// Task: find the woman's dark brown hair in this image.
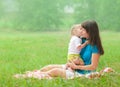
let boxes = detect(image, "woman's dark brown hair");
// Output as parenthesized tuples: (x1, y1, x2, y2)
(81, 20, 104, 55)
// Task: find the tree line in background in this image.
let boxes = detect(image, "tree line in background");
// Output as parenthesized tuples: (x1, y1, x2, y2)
(0, 0, 120, 31)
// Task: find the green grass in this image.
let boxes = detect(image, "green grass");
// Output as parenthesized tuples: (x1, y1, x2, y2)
(0, 31, 120, 87)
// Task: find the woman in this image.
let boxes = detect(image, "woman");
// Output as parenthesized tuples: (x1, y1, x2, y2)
(67, 20, 104, 75)
(14, 20, 104, 79)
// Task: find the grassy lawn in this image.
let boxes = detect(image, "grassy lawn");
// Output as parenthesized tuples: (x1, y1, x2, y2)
(0, 31, 120, 87)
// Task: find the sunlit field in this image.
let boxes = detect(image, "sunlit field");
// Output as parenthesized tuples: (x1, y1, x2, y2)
(0, 31, 120, 87)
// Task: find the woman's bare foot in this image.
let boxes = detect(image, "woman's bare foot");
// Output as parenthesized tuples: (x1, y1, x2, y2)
(13, 74, 26, 78)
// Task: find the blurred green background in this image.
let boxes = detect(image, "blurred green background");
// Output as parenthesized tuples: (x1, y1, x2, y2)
(0, 0, 120, 31)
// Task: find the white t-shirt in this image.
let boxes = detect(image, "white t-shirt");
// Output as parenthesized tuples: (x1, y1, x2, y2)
(68, 36, 82, 54)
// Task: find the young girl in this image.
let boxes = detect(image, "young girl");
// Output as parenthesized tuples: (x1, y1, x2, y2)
(66, 24, 89, 69)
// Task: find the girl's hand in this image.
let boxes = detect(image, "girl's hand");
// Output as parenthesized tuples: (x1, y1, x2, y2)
(68, 61, 77, 70)
(86, 40, 90, 44)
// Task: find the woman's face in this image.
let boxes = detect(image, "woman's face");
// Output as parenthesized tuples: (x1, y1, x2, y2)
(81, 27, 89, 39)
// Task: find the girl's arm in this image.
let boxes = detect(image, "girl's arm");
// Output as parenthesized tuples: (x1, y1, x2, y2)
(68, 53, 100, 70)
(77, 40, 89, 50)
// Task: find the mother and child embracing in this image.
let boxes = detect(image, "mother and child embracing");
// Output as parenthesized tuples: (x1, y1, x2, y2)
(14, 20, 114, 79)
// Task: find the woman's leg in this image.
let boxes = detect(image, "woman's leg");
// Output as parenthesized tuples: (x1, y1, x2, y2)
(30, 68, 66, 79)
(40, 64, 65, 72)
(28, 68, 66, 79)
(46, 68, 66, 78)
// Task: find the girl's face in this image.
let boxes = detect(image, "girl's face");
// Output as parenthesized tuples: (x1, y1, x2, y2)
(75, 25, 83, 36)
(81, 28, 89, 39)
(75, 28, 82, 36)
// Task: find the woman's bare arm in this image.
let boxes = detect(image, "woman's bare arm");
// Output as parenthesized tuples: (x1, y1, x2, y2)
(68, 53, 100, 70)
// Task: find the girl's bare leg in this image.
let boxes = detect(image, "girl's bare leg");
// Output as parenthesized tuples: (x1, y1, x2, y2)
(40, 64, 64, 72)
